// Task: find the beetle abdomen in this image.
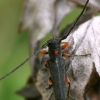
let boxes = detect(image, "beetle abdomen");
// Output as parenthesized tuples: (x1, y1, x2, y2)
(49, 58, 66, 100)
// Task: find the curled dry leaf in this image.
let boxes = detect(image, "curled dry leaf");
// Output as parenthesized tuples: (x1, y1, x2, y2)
(19, 0, 76, 34)
(18, 0, 76, 82)
(36, 16, 100, 100)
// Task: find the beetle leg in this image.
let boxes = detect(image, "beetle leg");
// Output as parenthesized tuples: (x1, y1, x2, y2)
(65, 77, 71, 97)
(67, 82, 71, 97)
(65, 77, 70, 96)
(45, 60, 49, 68)
(62, 53, 70, 58)
(65, 76, 70, 84)
(46, 77, 53, 90)
(39, 49, 48, 54)
(61, 42, 68, 50)
(65, 77, 75, 100)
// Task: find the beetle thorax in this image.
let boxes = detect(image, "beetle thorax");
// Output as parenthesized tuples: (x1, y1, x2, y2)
(47, 39, 62, 60)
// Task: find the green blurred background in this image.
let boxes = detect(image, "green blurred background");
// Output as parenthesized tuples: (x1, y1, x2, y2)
(0, 0, 82, 100)
(0, 0, 30, 100)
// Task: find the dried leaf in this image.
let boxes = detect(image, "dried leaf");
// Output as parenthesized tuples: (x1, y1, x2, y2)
(36, 16, 100, 100)
(70, 0, 100, 10)
(84, 63, 100, 99)
(19, 0, 76, 34)
(18, 0, 76, 82)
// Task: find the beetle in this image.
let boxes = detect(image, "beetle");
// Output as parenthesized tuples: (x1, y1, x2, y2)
(38, 0, 89, 100)
(39, 38, 71, 100)
(0, 0, 89, 100)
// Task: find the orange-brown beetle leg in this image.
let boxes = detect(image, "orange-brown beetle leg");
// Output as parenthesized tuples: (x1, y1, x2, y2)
(39, 49, 48, 54)
(65, 77, 74, 100)
(45, 60, 49, 68)
(65, 76, 70, 84)
(62, 53, 70, 58)
(61, 42, 68, 50)
(46, 77, 53, 90)
(65, 77, 71, 96)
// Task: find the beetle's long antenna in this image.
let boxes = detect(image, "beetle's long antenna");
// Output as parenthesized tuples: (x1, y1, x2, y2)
(0, 54, 34, 81)
(60, 0, 89, 41)
(0, 40, 49, 81)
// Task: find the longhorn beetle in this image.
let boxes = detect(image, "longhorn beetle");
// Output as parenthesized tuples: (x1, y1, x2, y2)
(0, 0, 89, 100)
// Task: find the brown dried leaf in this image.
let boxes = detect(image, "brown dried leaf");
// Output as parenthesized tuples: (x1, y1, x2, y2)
(18, 0, 76, 82)
(36, 16, 100, 100)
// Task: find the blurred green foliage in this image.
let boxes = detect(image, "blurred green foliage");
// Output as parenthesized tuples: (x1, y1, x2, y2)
(0, 0, 30, 100)
(0, 0, 82, 100)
